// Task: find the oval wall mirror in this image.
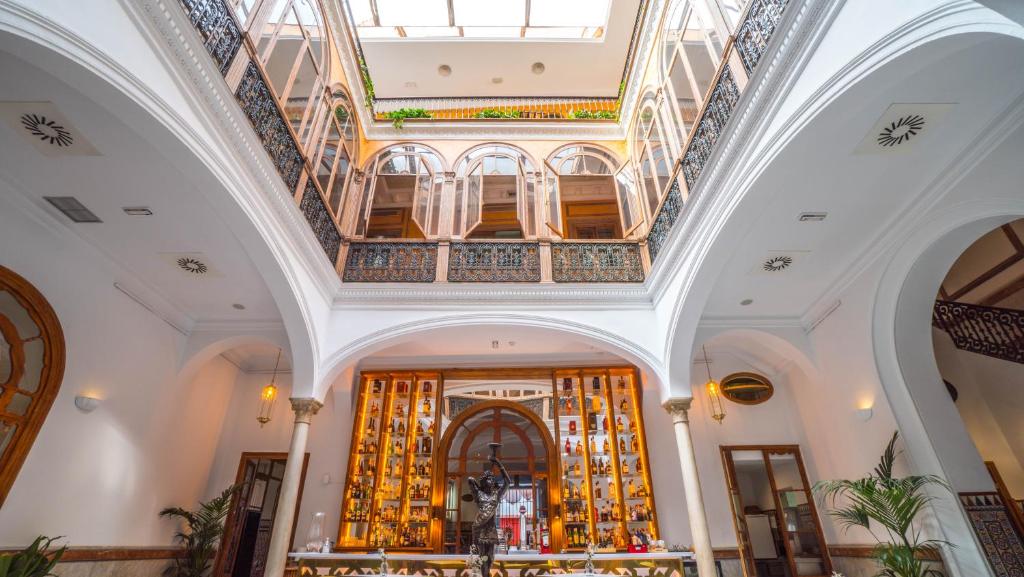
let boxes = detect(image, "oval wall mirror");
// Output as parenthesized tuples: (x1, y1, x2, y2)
(720, 372, 774, 405)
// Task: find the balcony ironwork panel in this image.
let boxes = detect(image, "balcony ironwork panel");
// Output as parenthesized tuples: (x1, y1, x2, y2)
(179, 0, 242, 75)
(344, 242, 439, 283)
(448, 242, 541, 283)
(551, 243, 645, 283)
(299, 181, 342, 264)
(681, 66, 740, 190)
(646, 179, 685, 264)
(933, 300, 1024, 365)
(735, 0, 789, 75)
(236, 62, 305, 191)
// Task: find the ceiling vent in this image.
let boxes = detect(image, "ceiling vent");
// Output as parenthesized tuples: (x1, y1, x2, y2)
(161, 253, 220, 277)
(856, 103, 953, 154)
(0, 101, 99, 156)
(751, 251, 809, 275)
(44, 196, 102, 223)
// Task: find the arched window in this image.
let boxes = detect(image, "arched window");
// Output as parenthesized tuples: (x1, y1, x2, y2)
(311, 88, 357, 216)
(633, 96, 674, 220)
(661, 0, 728, 143)
(453, 145, 538, 240)
(0, 266, 64, 506)
(544, 145, 643, 239)
(353, 145, 445, 239)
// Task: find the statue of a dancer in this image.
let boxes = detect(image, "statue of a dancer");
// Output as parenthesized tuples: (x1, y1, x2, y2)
(468, 443, 511, 577)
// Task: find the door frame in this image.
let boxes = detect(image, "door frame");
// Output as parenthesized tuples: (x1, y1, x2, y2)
(720, 445, 833, 577)
(214, 451, 311, 577)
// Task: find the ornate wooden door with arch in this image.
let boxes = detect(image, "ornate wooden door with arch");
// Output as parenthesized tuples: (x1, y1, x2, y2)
(0, 265, 64, 507)
(434, 400, 558, 554)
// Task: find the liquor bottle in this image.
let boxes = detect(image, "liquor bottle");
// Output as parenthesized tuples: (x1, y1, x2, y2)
(371, 402, 380, 416)
(595, 483, 602, 499)
(627, 479, 636, 498)
(575, 440, 583, 456)
(592, 376, 601, 391)
(387, 419, 394, 433)
(619, 438, 626, 453)
(395, 439, 404, 455)
(397, 404, 405, 417)
(617, 376, 626, 389)
(565, 396, 574, 412)
(424, 436, 433, 454)
(372, 379, 382, 393)
(602, 415, 609, 432)
(563, 377, 573, 392)
(622, 459, 629, 475)
(631, 434, 639, 453)
(427, 420, 435, 435)
(397, 420, 405, 435)
(565, 438, 572, 455)
(569, 420, 577, 435)
(591, 395, 601, 413)
(620, 398, 628, 412)
(603, 438, 610, 453)
(616, 416, 624, 433)
(422, 380, 432, 393)
(590, 458, 597, 475)
(629, 419, 637, 433)
(590, 437, 597, 454)
(356, 459, 364, 476)
(573, 461, 581, 476)
(366, 417, 376, 436)
(397, 381, 407, 394)
(423, 398, 431, 414)
(635, 458, 643, 473)
(416, 420, 424, 435)
(385, 460, 393, 477)
(598, 458, 605, 476)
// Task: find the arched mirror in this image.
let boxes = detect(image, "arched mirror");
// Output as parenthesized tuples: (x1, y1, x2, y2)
(454, 145, 538, 239)
(720, 372, 774, 405)
(544, 145, 642, 239)
(354, 145, 445, 239)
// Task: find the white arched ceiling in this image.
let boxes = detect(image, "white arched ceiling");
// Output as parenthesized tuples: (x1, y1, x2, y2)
(0, 3, 331, 396)
(662, 14, 1024, 397)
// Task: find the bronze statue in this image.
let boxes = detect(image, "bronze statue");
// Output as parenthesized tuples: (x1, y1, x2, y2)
(467, 442, 511, 577)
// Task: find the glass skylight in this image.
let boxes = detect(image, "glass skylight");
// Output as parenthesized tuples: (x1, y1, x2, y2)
(345, 0, 611, 40)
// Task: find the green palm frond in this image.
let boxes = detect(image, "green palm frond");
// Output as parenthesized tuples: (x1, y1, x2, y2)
(813, 432, 951, 577)
(0, 536, 66, 577)
(161, 484, 242, 577)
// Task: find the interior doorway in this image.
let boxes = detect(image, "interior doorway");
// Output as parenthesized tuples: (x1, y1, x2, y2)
(438, 400, 556, 554)
(721, 446, 831, 577)
(216, 452, 310, 577)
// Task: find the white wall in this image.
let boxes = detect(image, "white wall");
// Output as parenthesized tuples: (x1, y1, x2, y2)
(203, 372, 355, 550)
(0, 192, 236, 546)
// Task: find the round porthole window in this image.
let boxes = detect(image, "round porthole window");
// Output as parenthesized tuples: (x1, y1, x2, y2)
(720, 372, 773, 405)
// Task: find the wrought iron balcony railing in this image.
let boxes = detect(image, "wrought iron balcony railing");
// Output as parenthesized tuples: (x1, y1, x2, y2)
(933, 300, 1024, 365)
(645, 0, 789, 266)
(373, 97, 620, 122)
(342, 240, 647, 284)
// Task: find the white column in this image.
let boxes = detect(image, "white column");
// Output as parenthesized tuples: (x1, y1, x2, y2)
(663, 398, 716, 577)
(265, 398, 323, 577)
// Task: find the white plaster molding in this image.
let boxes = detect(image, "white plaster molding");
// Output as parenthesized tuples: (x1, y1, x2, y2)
(333, 283, 654, 309)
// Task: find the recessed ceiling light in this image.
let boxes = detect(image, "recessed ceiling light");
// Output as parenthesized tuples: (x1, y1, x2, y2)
(531, 62, 545, 75)
(491, 77, 503, 84)
(122, 206, 153, 216)
(438, 64, 452, 77)
(232, 303, 246, 310)
(740, 299, 754, 306)
(798, 212, 827, 222)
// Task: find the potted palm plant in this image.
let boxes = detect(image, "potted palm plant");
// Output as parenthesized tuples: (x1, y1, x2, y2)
(0, 536, 65, 577)
(815, 432, 950, 577)
(160, 485, 241, 577)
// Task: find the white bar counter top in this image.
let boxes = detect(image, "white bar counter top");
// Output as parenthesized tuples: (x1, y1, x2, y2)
(290, 552, 694, 561)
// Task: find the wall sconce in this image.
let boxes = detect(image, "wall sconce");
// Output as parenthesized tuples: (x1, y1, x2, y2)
(257, 349, 282, 427)
(701, 345, 726, 424)
(74, 395, 100, 413)
(856, 406, 874, 422)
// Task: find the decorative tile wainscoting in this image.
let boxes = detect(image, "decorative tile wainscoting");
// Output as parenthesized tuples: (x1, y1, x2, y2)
(53, 559, 171, 577)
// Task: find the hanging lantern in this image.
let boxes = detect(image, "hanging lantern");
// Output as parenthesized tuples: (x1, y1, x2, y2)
(257, 349, 282, 427)
(702, 346, 726, 424)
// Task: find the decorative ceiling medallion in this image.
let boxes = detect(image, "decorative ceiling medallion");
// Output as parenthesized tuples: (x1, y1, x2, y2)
(160, 253, 220, 278)
(856, 103, 954, 154)
(177, 257, 208, 275)
(876, 114, 924, 147)
(20, 114, 73, 147)
(751, 251, 809, 275)
(763, 255, 792, 272)
(0, 101, 100, 156)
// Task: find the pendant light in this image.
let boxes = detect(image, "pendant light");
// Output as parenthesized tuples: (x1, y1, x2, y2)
(702, 345, 725, 424)
(257, 349, 282, 427)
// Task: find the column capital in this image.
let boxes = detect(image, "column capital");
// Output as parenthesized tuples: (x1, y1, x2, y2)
(662, 397, 693, 423)
(290, 398, 323, 424)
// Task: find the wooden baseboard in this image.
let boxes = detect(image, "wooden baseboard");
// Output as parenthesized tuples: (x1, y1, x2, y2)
(0, 547, 185, 563)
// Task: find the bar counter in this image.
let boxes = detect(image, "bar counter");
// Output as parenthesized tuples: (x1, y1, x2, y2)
(290, 551, 709, 577)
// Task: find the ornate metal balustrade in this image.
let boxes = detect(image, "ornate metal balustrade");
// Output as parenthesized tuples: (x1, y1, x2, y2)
(933, 300, 1024, 365)
(551, 243, 645, 283)
(343, 242, 439, 283)
(179, 0, 242, 74)
(448, 242, 541, 283)
(646, 180, 685, 264)
(373, 97, 619, 121)
(735, 0, 790, 74)
(236, 63, 305, 192)
(681, 66, 740, 189)
(299, 181, 342, 264)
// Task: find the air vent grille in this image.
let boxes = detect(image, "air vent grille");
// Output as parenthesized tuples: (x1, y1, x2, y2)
(44, 196, 102, 223)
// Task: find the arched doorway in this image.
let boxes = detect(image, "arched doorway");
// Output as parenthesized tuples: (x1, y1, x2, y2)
(435, 400, 558, 554)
